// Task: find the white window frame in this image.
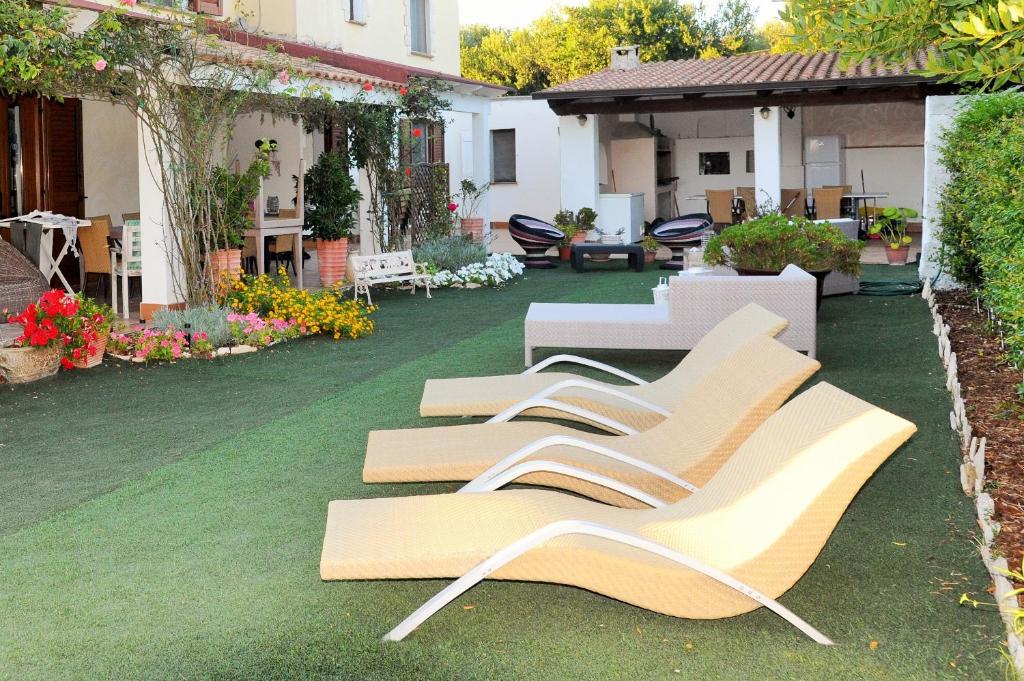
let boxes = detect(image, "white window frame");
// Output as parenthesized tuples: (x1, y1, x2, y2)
(347, 0, 367, 25)
(409, 0, 431, 56)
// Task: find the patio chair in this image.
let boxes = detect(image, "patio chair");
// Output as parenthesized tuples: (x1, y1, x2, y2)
(811, 187, 843, 220)
(736, 186, 757, 220)
(649, 213, 711, 270)
(364, 333, 820, 509)
(419, 303, 788, 431)
(110, 221, 142, 320)
(0, 236, 48, 314)
(321, 382, 917, 643)
(80, 215, 112, 297)
(704, 189, 736, 228)
(508, 214, 564, 269)
(781, 189, 807, 218)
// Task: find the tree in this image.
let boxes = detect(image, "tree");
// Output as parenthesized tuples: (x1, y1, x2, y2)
(758, 20, 800, 55)
(460, 0, 764, 93)
(782, 0, 1024, 89)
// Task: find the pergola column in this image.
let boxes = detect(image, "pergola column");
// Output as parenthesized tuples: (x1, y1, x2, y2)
(137, 118, 184, 319)
(558, 114, 600, 215)
(753, 106, 782, 209)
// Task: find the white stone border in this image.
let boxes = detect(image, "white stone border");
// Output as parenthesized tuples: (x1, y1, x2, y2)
(923, 279, 1024, 668)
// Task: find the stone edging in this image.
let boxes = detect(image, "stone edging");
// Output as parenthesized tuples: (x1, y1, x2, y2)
(923, 279, 1024, 669)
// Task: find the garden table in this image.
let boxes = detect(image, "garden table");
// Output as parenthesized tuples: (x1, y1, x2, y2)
(570, 243, 645, 272)
(0, 212, 90, 294)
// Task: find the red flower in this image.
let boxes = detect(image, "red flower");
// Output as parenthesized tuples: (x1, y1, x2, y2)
(60, 357, 74, 370)
(399, 87, 408, 95)
(404, 168, 412, 177)
(412, 128, 422, 138)
(362, 82, 374, 91)
(72, 348, 82, 359)
(447, 202, 458, 212)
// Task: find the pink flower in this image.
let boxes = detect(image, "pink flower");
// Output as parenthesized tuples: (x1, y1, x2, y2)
(120, 0, 137, 6)
(362, 82, 373, 91)
(447, 203, 458, 213)
(277, 69, 290, 85)
(93, 58, 108, 72)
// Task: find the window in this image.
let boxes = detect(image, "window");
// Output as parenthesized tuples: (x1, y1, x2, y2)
(401, 119, 444, 165)
(491, 129, 516, 183)
(410, 0, 429, 54)
(698, 151, 730, 175)
(348, 0, 366, 23)
(745, 150, 755, 173)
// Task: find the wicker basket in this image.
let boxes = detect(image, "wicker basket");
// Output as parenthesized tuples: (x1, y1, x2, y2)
(0, 344, 61, 384)
(71, 335, 108, 369)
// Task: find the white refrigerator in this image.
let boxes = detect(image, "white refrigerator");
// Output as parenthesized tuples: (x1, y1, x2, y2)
(804, 135, 846, 189)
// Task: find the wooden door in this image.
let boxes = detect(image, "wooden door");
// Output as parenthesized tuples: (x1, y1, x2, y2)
(41, 98, 84, 218)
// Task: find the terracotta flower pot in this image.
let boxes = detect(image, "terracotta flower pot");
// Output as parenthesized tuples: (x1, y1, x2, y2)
(209, 248, 242, 286)
(0, 344, 61, 384)
(885, 245, 910, 266)
(644, 250, 657, 264)
(572, 230, 588, 244)
(558, 246, 572, 261)
(461, 217, 485, 244)
(72, 334, 108, 369)
(318, 237, 349, 287)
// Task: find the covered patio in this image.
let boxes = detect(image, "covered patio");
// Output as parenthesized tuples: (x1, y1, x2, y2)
(532, 49, 956, 265)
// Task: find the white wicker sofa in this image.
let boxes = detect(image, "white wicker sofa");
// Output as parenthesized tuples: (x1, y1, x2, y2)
(523, 264, 817, 366)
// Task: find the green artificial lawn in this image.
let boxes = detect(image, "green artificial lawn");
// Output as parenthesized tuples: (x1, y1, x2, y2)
(0, 264, 1005, 679)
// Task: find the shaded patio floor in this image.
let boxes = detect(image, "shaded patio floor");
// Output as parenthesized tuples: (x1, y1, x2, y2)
(0, 264, 1003, 679)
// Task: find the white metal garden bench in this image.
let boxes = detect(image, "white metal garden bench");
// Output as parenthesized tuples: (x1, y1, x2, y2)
(350, 250, 432, 305)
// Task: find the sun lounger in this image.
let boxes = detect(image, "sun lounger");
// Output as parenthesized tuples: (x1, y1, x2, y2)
(365, 334, 820, 508)
(419, 302, 788, 433)
(322, 382, 916, 643)
(524, 264, 817, 366)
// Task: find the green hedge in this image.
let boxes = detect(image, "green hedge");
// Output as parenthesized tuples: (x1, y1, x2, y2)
(938, 92, 1024, 364)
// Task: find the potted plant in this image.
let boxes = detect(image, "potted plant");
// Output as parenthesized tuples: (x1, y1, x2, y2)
(557, 224, 579, 261)
(1, 290, 75, 382)
(869, 207, 917, 265)
(453, 179, 490, 244)
(209, 153, 270, 286)
(305, 151, 363, 286)
(575, 207, 597, 243)
(67, 294, 115, 369)
(704, 214, 861, 307)
(642, 235, 659, 264)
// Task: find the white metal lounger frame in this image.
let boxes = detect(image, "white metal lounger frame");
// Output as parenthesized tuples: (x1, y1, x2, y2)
(458, 434, 699, 508)
(382, 519, 834, 645)
(524, 354, 649, 385)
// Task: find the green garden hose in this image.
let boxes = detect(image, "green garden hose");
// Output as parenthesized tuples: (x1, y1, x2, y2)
(858, 280, 924, 296)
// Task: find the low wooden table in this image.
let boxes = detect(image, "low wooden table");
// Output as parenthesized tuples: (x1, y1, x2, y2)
(570, 243, 645, 273)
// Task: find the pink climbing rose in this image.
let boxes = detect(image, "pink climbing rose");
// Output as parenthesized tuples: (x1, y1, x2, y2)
(277, 70, 290, 85)
(120, 0, 138, 6)
(93, 58, 108, 72)
(447, 203, 458, 213)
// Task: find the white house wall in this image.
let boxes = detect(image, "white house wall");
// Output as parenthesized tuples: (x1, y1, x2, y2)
(82, 100, 140, 224)
(488, 97, 561, 226)
(921, 95, 965, 286)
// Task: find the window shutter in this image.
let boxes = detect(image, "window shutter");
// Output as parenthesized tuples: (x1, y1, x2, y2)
(399, 119, 412, 166)
(429, 122, 445, 164)
(350, 0, 367, 22)
(192, 0, 223, 15)
(491, 129, 516, 182)
(326, 122, 349, 160)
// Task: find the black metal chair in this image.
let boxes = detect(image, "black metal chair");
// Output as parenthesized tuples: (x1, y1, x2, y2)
(508, 214, 564, 269)
(650, 213, 712, 270)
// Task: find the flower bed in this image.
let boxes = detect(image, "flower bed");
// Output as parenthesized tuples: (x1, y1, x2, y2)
(429, 253, 525, 289)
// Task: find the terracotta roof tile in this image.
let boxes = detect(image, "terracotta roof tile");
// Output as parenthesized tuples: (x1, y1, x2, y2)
(539, 50, 933, 97)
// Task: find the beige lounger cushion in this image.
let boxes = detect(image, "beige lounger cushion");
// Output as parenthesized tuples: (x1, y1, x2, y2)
(365, 335, 820, 507)
(419, 303, 789, 431)
(323, 383, 917, 619)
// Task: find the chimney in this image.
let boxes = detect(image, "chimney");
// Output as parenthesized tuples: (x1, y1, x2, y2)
(610, 45, 640, 70)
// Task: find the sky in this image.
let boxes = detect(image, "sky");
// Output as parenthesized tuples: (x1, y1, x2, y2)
(458, 0, 783, 29)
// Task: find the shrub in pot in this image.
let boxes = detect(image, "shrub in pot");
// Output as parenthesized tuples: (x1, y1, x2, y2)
(704, 214, 861, 305)
(868, 207, 917, 266)
(575, 207, 597, 243)
(305, 151, 363, 286)
(642, 234, 659, 264)
(557, 224, 579, 261)
(208, 154, 270, 287)
(453, 179, 490, 244)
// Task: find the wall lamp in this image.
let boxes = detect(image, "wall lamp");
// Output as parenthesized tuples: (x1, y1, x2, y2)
(784, 107, 796, 119)
(577, 114, 588, 126)
(759, 106, 772, 120)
